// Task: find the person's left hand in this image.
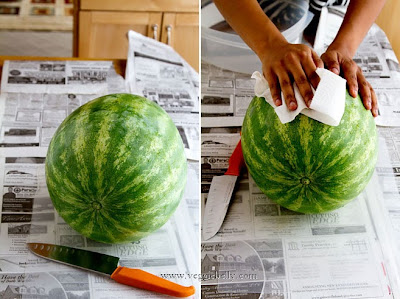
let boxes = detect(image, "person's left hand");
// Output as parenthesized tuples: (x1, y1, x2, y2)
(321, 46, 379, 117)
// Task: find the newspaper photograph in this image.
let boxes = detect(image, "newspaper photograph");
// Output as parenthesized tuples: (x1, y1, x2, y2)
(201, 17, 400, 298)
(126, 30, 200, 161)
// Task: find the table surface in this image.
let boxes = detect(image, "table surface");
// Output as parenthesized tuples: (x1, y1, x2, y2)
(0, 56, 127, 82)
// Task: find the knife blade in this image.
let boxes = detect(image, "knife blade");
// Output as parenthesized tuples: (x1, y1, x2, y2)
(27, 242, 195, 298)
(202, 139, 245, 241)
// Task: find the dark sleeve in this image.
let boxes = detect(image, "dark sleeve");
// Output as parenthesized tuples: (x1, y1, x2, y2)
(309, 0, 350, 14)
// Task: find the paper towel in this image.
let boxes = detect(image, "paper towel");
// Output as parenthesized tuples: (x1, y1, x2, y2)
(252, 68, 347, 126)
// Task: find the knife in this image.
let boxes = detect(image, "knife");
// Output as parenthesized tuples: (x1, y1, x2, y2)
(202, 139, 245, 241)
(27, 242, 195, 297)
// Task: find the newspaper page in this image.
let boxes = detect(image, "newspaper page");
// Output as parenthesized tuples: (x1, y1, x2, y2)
(201, 23, 400, 298)
(0, 61, 127, 148)
(376, 129, 400, 281)
(0, 60, 200, 298)
(126, 30, 200, 161)
(201, 63, 255, 128)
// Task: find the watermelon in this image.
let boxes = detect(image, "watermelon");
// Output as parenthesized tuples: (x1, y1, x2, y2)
(45, 94, 187, 243)
(241, 92, 377, 214)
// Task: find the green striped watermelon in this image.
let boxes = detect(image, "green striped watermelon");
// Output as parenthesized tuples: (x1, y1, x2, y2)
(241, 92, 377, 214)
(45, 94, 187, 243)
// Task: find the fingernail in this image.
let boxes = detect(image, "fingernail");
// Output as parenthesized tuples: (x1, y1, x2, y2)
(275, 99, 282, 106)
(331, 67, 339, 75)
(367, 100, 371, 110)
(373, 108, 378, 116)
(352, 88, 358, 96)
(289, 101, 297, 110)
(307, 100, 312, 107)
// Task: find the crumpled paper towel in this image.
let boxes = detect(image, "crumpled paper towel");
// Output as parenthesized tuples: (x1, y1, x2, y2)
(252, 68, 346, 126)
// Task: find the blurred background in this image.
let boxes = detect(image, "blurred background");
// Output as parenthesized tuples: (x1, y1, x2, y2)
(0, 0, 73, 57)
(0, 0, 199, 71)
(200, 0, 400, 69)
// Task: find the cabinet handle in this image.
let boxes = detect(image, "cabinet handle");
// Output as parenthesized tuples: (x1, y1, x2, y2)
(166, 25, 172, 45)
(152, 24, 158, 40)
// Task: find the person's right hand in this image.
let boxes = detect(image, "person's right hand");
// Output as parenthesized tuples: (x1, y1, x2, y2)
(321, 45, 379, 117)
(260, 40, 324, 110)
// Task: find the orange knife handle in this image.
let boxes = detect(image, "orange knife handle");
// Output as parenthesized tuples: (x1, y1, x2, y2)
(111, 266, 195, 297)
(225, 139, 245, 176)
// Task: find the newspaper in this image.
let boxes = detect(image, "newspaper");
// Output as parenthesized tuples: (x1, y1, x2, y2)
(0, 60, 112, 94)
(201, 14, 400, 298)
(313, 10, 400, 285)
(315, 6, 390, 80)
(201, 63, 254, 128)
(0, 59, 200, 298)
(201, 168, 395, 298)
(126, 31, 200, 161)
(0, 61, 128, 148)
(376, 129, 400, 279)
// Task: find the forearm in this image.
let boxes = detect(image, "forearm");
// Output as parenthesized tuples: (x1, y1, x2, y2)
(329, 0, 386, 56)
(213, 0, 287, 57)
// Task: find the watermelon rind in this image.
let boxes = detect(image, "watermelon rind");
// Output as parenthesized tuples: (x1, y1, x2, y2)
(45, 93, 187, 243)
(241, 92, 378, 214)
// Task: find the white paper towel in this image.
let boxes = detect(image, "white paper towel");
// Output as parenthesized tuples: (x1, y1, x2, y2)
(252, 68, 347, 126)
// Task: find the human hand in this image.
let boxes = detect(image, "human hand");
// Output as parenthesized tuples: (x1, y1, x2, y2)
(260, 41, 324, 111)
(321, 47, 378, 117)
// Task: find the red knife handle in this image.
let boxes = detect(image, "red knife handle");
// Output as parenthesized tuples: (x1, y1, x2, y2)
(225, 139, 245, 176)
(111, 266, 195, 297)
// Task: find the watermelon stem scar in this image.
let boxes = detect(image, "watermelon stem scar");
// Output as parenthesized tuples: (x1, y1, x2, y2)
(300, 177, 311, 185)
(91, 201, 102, 210)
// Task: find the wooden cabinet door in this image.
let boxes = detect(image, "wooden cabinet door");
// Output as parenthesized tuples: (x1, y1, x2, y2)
(80, 0, 198, 13)
(376, 0, 400, 60)
(79, 11, 162, 58)
(160, 13, 199, 71)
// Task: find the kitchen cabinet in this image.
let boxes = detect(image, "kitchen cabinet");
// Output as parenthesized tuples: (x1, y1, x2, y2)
(74, 0, 199, 71)
(376, 0, 400, 60)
